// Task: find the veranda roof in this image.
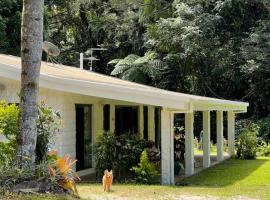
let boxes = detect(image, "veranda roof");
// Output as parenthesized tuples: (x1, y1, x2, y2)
(0, 54, 248, 112)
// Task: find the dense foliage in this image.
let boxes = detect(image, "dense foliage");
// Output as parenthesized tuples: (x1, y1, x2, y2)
(236, 117, 270, 142)
(93, 132, 146, 179)
(236, 123, 258, 160)
(0, 0, 269, 136)
(0, 160, 49, 194)
(0, 101, 19, 165)
(257, 141, 270, 157)
(0, 0, 21, 55)
(0, 102, 71, 196)
(131, 150, 159, 184)
(36, 103, 62, 163)
(0, 101, 61, 165)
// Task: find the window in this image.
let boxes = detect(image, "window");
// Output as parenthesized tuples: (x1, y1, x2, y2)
(115, 106, 138, 135)
(143, 106, 148, 140)
(103, 104, 110, 131)
(155, 107, 161, 148)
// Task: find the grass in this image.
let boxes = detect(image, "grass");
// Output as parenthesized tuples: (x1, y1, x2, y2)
(77, 157, 270, 200)
(194, 145, 229, 156)
(5, 157, 270, 200)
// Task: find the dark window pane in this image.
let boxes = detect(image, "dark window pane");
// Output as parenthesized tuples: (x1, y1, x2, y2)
(103, 104, 110, 131)
(155, 107, 161, 148)
(76, 104, 92, 170)
(143, 106, 148, 140)
(115, 106, 138, 135)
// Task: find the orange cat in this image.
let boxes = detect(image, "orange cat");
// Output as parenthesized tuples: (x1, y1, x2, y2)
(102, 169, 113, 192)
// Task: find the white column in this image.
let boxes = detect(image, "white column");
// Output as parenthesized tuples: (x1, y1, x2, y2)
(216, 111, 224, 162)
(138, 105, 144, 138)
(92, 102, 103, 167)
(227, 111, 235, 157)
(170, 112, 174, 184)
(93, 103, 103, 142)
(203, 111, 211, 168)
(110, 103, 115, 133)
(148, 106, 155, 141)
(161, 108, 174, 185)
(185, 112, 194, 176)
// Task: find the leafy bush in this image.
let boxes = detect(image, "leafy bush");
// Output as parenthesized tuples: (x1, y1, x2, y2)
(236, 123, 258, 160)
(0, 101, 61, 165)
(0, 160, 49, 193)
(145, 140, 160, 165)
(93, 132, 146, 179)
(236, 117, 270, 142)
(0, 151, 79, 197)
(36, 103, 62, 163)
(131, 150, 159, 184)
(93, 132, 117, 178)
(115, 134, 146, 170)
(0, 101, 19, 165)
(256, 117, 270, 142)
(257, 141, 270, 157)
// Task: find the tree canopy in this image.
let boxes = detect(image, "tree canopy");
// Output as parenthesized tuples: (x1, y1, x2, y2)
(0, 0, 269, 119)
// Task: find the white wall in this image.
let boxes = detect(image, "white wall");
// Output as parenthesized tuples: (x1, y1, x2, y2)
(0, 77, 101, 162)
(0, 77, 156, 171)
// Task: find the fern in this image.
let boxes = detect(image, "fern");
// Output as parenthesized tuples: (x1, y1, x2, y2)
(111, 64, 132, 76)
(109, 51, 164, 84)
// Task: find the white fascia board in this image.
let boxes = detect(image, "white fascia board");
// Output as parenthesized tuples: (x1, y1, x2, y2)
(42, 75, 190, 110)
(192, 101, 248, 112)
(0, 64, 190, 110)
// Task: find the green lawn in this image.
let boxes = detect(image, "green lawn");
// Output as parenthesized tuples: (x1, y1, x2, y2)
(6, 157, 270, 200)
(194, 146, 229, 156)
(77, 157, 270, 200)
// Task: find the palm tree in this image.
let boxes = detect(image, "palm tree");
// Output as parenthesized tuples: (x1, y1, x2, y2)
(109, 51, 164, 84)
(17, 0, 44, 168)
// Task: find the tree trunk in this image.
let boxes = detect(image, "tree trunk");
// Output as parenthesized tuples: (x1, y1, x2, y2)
(17, 0, 44, 168)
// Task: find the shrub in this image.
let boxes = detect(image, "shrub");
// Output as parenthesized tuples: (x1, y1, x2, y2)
(93, 132, 146, 179)
(145, 140, 160, 165)
(256, 117, 270, 142)
(257, 141, 270, 157)
(36, 103, 62, 163)
(0, 101, 61, 165)
(0, 160, 50, 194)
(115, 134, 146, 170)
(0, 101, 19, 165)
(236, 123, 258, 160)
(93, 132, 117, 178)
(131, 150, 159, 184)
(0, 152, 80, 197)
(236, 117, 270, 142)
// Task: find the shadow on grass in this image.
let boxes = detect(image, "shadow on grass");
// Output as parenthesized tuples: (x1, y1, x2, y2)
(179, 158, 269, 187)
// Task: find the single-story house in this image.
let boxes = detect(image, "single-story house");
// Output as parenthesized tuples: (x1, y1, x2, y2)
(0, 54, 248, 185)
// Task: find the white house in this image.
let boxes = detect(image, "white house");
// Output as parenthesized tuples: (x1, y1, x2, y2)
(0, 54, 248, 185)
